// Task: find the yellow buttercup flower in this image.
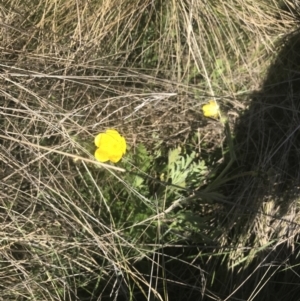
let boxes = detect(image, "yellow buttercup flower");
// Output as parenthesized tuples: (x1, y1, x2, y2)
(94, 129, 126, 163)
(202, 100, 220, 119)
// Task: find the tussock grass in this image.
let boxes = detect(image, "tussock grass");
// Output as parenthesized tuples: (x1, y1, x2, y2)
(1, 0, 300, 300)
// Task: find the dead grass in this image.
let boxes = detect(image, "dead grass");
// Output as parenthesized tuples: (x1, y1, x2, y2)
(0, 0, 300, 300)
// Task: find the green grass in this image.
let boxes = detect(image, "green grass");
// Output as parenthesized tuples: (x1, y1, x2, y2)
(1, 0, 300, 300)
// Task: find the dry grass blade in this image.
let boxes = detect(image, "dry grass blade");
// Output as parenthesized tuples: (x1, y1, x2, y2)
(0, 0, 300, 300)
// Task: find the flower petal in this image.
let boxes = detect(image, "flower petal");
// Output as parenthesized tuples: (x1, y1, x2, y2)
(109, 153, 123, 163)
(95, 148, 110, 162)
(202, 100, 220, 118)
(105, 129, 120, 138)
(94, 133, 103, 147)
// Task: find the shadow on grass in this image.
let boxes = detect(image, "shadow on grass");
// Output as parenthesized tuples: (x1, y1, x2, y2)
(205, 28, 300, 300)
(235, 29, 300, 237)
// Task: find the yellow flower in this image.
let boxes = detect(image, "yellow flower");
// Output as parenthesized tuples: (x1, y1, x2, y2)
(202, 100, 220, 119)
(94, 129, 126, 163)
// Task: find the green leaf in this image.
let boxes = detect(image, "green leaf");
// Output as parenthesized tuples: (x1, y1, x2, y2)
(168, 147, 181, 165)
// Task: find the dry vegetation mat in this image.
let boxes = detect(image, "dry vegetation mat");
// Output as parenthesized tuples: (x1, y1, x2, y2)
(1, 0, 300, 300)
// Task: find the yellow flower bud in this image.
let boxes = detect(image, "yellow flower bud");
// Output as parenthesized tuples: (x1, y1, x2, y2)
(202, 100, 220, 119)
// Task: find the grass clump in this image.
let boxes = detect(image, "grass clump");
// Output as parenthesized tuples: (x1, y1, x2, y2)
(1, 0, 300, 300)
